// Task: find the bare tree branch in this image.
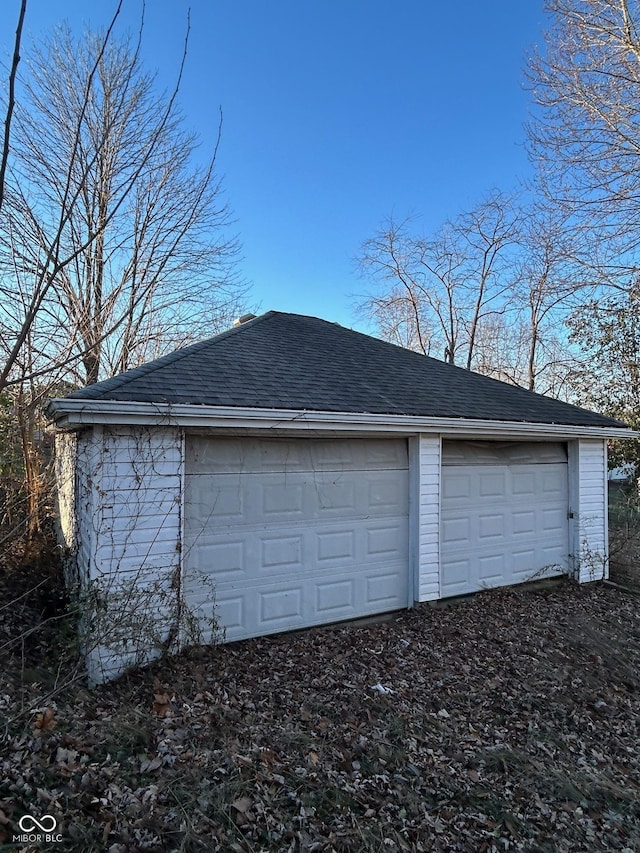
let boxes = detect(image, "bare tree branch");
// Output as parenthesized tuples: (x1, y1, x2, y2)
(0, 0, 26, 217)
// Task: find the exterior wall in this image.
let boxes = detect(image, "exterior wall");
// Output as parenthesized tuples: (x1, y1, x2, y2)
(54, 432, 78, 587)
(570, 439, 609, 583)
(92, 426, 182, 582)
(410, 434, 441, 601)
(58, 421, 613, 683)
(75, 428, 101, 588)
(76, 425, 184, 684)
(54, 429, 102, 590)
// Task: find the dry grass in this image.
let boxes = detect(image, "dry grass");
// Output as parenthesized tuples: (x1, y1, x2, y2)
(609, 483, 640, 591)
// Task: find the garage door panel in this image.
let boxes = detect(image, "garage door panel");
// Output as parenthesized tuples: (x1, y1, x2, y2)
(316, 528, 356, 562)
(512, 548, 536, 574)
(187, 520, 406, 581)
(442, 557, 471, 591)
(368, 476, 408, 510)
(213, 596, 244, 638)
(314, 481, 357, 512)
(478, 513, 505, 542)
(186, 539, 246, 577)
(442, 515, 471, 546)
(367, 570, 405, 605)
(185, 481, 244, 523)
(541, 541, 567, 562)
(260, 587, 303, 625)
(187, 470, 406, 527)
(441, 471, 473, 501)
(542, 468, 566, 495)
(479, 472, 507, 498)
(261, 535, 304, 570)
(186, 436, 409, 475)
(181, 590, 243, 643)
(305, 437, 409, 471)
(262, 482, 305, 517)
(366, 523, 406, 557)
(300, 475, 358, 520)
(184, 437, 409, 641)
(441, 442, 569, 597)
(478, 553, 506, 580)
(316, 578, 355, 615)
(512, 471, 536, 496)
(512, 510, 536, 535)
(193, 561, 409, 641)
(542, 506, 566, 532)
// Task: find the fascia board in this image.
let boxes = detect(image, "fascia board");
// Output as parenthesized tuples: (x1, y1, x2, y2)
(46, 398, 637, 440)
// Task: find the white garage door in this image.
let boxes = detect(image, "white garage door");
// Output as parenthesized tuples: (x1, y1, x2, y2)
(441, 441, 569, 597)
(183, 436, 409, 642)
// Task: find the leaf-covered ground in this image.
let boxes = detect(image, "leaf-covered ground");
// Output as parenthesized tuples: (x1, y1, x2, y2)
(1, 579, 640, 852)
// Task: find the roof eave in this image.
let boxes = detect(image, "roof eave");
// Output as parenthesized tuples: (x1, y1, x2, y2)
(45, 398, 635, 440)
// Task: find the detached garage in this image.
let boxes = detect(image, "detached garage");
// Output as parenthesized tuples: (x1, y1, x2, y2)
(47, 311, 633, 683)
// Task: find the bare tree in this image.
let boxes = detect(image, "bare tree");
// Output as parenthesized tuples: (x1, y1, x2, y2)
(508, 199, 590, 392)
(0, 8, 247, 539)
(456, 192, 520, 369)
(526, 0, 640, 446)
(357, 191, 520, 368)
(356, 282, 435, 354)
(0, 16, 245, 390)
(527, 0, 640, 273)
(0, 6, 125, 390)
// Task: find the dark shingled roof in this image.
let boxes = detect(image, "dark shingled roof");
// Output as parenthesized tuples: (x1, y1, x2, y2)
(64, 311, 624, 428)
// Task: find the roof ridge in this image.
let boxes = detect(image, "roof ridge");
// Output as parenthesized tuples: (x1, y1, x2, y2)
(78, 311, 274, 397)
(315, 317, 607, 416)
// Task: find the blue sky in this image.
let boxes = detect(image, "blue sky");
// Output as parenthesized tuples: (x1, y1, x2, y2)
(5, 1, 547, 331)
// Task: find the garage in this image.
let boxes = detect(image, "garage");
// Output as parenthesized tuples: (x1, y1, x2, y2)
(440, 441, 569, 597)
(48, 311, 630, 683)
(183, 435, 410, 641)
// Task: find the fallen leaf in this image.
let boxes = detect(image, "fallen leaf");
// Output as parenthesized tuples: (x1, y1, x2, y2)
(231, 797, 252, 814)
(370, 683, 394, 694)
(140, 756, 163, 773)
(153, 692, 172, 716)
(33, 708, 56, 733)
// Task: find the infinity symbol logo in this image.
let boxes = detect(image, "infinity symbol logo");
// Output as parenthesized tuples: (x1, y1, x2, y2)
(18, 814, 57, 832)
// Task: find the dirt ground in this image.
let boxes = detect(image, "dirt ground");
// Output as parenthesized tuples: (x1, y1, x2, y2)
(1, 574, 639, 852)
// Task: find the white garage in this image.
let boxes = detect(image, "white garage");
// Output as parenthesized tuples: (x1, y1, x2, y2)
(440, 441, 569, 597)
(183, 436, 409, 641)
(47, 310, 633, 683)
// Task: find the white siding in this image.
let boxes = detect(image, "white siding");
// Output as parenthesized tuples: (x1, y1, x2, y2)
(412, 434, 441, 601)
(573, 439, 608, 583)
(92, 426, 181, 576)
(77, 426, 184, 684)
(75, 429, 100, 589)
(54, 432, 78, 587)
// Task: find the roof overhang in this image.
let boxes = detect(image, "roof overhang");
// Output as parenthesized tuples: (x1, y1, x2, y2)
(46, 399, 636, 440)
